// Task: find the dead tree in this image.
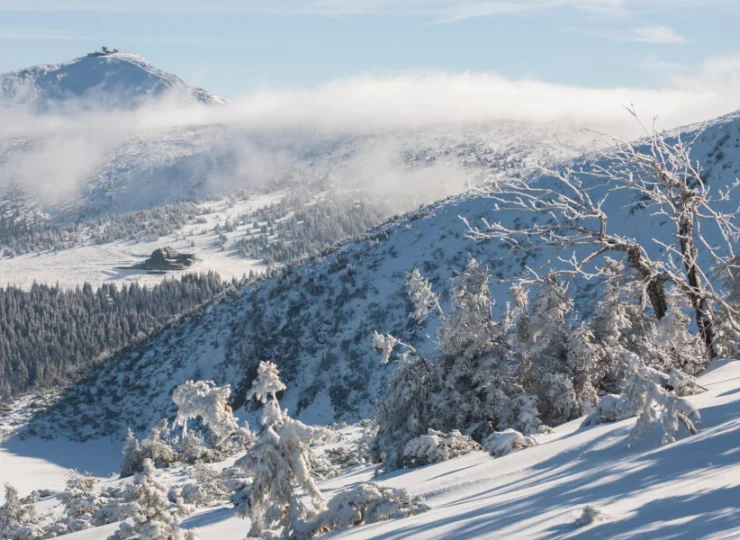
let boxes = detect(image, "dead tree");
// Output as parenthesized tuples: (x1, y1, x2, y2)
(465, 109, 740, 359)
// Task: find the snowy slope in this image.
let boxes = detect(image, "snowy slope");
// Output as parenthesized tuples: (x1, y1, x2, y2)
(0, 52, 226, 112)
(0, 118, 602, 223)
(4, 360, 740, 538)
(192, 359, 740, 539)
(18, 108, 740, 443)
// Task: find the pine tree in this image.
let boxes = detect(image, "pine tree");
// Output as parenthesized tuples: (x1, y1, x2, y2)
(120, 429, 141, 478)
(371, 333, 433, 471)
(110, 459, 196, 540)
(433, 258, 526, 440)
(0, 484, 40, 540)
(515, 274, 578, 426)
(172, 380, 247, 450)
(231, 361, 327, 539)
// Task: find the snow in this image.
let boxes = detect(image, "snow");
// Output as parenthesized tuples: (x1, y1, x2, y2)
(0, 52, 225, 112)
(0, 193, 279, 290)
(0, 439, 120, 504)
(10, 359, 739, 538)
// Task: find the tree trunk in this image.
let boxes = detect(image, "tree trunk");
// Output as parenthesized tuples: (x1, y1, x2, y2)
(626, 246, 668, 319)
(646, 279, 668, 320)
(679, 215, 717, 359)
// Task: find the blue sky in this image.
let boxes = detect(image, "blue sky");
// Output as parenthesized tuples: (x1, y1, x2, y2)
(0, 0, 739, 99)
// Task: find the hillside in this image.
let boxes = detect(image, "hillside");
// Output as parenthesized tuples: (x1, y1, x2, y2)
(0, 51, 226, 112)
(3, 359, 740, 537)
(17, 108, 740, 442)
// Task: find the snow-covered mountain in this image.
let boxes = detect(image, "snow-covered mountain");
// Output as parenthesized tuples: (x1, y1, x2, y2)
(0, 119, 602, 223)
(0, 51, 226, 112)
(20, 108, 740, 442)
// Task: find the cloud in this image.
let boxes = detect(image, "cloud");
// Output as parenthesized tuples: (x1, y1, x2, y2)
(2, 56, 740, 209)
(630, 25, 687, 44)
(0, 26, 91, 40)
(671, 55, 740, 91)
(565, 24, 688, 44)
(0, 0, 628, 18)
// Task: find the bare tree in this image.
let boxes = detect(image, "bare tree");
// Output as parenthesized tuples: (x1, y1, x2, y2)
(465, 109, 740, 359)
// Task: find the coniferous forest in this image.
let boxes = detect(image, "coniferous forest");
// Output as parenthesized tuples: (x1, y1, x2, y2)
(0, 272, 236, 397)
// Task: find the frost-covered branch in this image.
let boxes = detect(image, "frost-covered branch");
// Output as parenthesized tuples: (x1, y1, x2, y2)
(466, 109, 740, 358)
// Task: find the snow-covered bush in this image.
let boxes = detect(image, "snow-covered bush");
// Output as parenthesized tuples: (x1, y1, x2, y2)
(231, 361, 328, 539)
(169, 464, 228, 509)
(177, 432, 210, 465)
(172, 380, 248, 450)
(402, 429, 481, 467)
(0, 484, 41, 540)
(171, 484, 219, 510)
(325, 446, 368, 469)
(301, 483, 430, 538)
(619, 354, 700, 446)
(574, 505, 609, 528)
(58, 470, 114, 532)
(119, 421, 176, 477)
(637, 308, 708, 376)
(581, 394, 622, 427)
(582, 353, 703, 441)
(483, 429, 538, 458)
(110, 459, 196, 540)
(307, 451, 340, 481)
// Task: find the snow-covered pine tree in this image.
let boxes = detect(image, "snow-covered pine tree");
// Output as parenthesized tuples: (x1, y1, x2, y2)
(406, 268, 443, 322)
(119, 420, 176, 477)
(120, 429, 141, 478)
(432, 258, 533, 440)
(638, 308, 708, 376)
(371, 333, 433, 471)
(109, 459, 196, 540)
(59, 470, 107, 533)
(565, 324, 603, 417)
(589, 259, 635, 347)
(718, 261, 740, 357)
(231, 361, 327, 539)
(515, 274, 579, 426)
(172, 380, 250, 451)
(587, 261, 638, 393)
(0, 484, 41, 540)
(374, 262, 544, 471)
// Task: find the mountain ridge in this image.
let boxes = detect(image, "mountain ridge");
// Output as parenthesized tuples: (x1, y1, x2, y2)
(19, 106, 740, 441)
(0, 51, 227, 112)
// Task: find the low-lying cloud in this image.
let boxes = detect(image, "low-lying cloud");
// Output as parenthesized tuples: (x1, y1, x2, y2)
(2, 64, 740, 212)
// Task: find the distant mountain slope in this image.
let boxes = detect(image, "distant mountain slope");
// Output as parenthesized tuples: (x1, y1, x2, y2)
(0, 51, 226, 112)
(23, 108, 740, 442)
(0, 119, 601, 221)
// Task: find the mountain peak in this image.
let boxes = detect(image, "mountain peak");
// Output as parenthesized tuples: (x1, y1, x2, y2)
(0, 51, 227, 113)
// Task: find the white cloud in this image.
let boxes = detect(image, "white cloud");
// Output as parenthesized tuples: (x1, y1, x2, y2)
(671, 55, 740, 90)
(3, 66, 735, 139)
(0, 0, 629, 18)
(565, 24, 688, 44)
(3, 54, 740, 207)
(630, 25, 687, 44)
(0, 26, 90, 40)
